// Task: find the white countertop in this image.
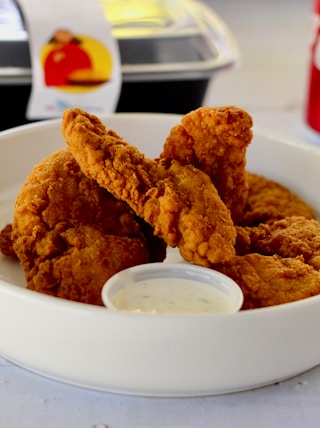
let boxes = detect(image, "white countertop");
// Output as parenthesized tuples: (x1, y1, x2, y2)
(2, 0, 320, 427)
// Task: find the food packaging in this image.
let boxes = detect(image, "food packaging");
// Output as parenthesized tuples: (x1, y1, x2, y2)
(305, 0, 320, 133)
(0, 0, 239, 130)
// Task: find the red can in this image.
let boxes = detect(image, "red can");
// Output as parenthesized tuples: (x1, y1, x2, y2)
(306, 0, 320, 132)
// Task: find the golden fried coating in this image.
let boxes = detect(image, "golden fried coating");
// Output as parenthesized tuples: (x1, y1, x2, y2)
(62, 107, 237, 267)
(241, 173, 316, 226)
(244, 216, 320, 270)
(5, 105, 320, 311)
(12, 149, 152, 305)
(0, 223, 17, 259)
(160, 106, 253, 223)
(215, 253, 320, 309)
(147, 160, 237, 266)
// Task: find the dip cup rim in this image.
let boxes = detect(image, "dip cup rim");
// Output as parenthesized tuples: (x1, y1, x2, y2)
(101, 262, 244, 315)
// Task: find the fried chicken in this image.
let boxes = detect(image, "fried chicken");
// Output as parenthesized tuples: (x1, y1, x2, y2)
(62, 107, 237, 267)
(160, 106, 253, 223)
(244, 216, 320, 270)
(4, 105, 320, 311)
(241, 173, 316, 226)
(215, 253, 320, 309)
(228, 215, 320, 309)
(12, 148, 157, 305)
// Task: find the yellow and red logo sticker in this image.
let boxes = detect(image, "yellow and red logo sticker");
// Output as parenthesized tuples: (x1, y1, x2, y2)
(41, 29, 113, 92)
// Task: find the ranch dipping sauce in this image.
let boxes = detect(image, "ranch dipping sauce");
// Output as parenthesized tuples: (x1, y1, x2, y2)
(102, 263, 244, 315)
(112, 278, 235, 314)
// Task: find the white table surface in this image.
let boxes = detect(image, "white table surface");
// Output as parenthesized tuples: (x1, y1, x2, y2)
(2, 0, 320, 427)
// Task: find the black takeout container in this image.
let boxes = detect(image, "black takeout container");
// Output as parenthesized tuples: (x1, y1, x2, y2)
(0, 0, 239, 130)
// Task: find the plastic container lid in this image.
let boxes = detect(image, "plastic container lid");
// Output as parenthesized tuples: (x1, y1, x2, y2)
(100, 0, 239, 81)
(0, 0, 239, 83)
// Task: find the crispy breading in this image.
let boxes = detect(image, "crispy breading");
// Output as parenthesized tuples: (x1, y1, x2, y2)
(12, 148, 153, 305)
(244, 216, 320, 270)
(4, 105, 320, 311)
(215, 253, 320, 309)
(160, 106, 253, 223)
(62, 107, 237, 266)
(241, 173, 316, 226)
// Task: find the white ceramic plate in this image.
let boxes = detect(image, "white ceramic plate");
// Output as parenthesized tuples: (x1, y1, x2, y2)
(0, 114, 320, 397)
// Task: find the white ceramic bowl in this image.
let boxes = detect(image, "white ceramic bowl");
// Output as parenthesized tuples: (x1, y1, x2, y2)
(101, 263, 244, 314)
(0, 114, 320, 397)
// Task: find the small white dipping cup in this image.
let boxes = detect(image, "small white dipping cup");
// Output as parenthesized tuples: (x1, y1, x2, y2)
(101, 263, 244, 315)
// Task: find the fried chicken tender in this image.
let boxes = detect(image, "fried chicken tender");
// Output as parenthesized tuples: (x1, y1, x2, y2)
(12, 148, 154, 305)
(215, 253, 320, 309)
(62, 108, 237, 267)
(160, 106, 253, 223)
(244, 216, 320, 270)
(241, 173, 316, 226)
